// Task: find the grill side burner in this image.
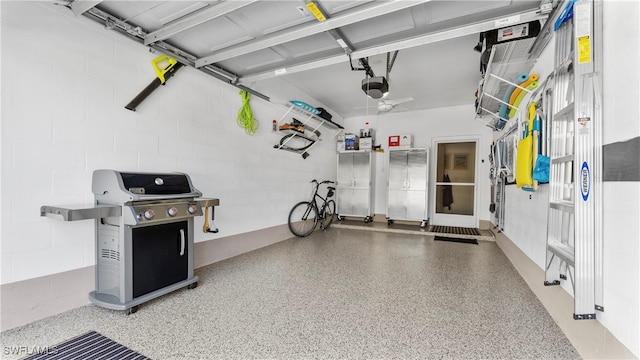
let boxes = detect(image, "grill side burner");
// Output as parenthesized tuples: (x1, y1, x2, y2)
(41, 169, 219, 314)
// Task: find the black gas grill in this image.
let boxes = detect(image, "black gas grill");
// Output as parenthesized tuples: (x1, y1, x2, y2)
(42, 169, 219, 314)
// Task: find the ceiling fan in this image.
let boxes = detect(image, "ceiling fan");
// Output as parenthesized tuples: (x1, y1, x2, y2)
(354, 51, 413, 114)
(376, 97, 414, 113)
(355, 96, 414, 114)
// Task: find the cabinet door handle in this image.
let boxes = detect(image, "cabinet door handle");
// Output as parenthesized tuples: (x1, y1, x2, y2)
(179, 229, 185, 256)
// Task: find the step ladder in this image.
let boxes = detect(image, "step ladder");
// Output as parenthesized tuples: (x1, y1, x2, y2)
(544, 0, 603, 320)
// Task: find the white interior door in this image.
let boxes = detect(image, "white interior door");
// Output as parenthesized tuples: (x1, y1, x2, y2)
(431, 140, 478, 228)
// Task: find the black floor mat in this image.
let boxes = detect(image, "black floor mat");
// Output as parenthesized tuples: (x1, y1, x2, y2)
(430, 226, 481, 236)
(434, 235, 479, 245)
(23, 330, 150, 360)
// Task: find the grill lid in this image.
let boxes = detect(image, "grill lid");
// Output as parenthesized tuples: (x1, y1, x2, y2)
(120, 172, 192, 195)
(93, 169, 202, 203)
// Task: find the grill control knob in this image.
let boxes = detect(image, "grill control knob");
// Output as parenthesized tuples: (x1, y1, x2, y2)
(167, 207, 178, 217)
(187, 205, 198, 214)
(143, 209, 155, 220)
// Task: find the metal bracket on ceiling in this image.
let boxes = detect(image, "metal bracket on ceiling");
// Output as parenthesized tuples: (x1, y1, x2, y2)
(348, 50, 399, 81)
(306, 0, 370, 79)
(77, 5, 269, 101)
(386, 51, 399, 79)
(239, 9, 547, 85)
(348, 54, 375, 79)
(68, 0, 103, 16)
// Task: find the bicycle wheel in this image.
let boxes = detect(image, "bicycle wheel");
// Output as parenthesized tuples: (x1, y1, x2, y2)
(320, 200, 336, 230)
(288, 201, 318, 237)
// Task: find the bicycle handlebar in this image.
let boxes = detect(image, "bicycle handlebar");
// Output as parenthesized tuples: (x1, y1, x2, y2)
(310, 179, 335, 185)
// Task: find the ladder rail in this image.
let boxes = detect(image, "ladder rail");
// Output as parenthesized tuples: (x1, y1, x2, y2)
(545, 0, 602, 320)
(592, 0, 604, 312)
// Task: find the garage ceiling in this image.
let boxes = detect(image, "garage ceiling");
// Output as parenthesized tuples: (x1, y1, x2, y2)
(70, 0, 548, 118)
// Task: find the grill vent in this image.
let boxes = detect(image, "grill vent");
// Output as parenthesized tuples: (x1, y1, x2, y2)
(101, 249, 120, 261)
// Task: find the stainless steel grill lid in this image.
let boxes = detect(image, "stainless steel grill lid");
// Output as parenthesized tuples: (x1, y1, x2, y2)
(92, 169, 202, 203)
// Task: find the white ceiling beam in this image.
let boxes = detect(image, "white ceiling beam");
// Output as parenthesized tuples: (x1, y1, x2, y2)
(70, 0, 103, 16)
(195, 0, 432, 68)
(238, 9, 546, 85)
(144, 1, 259, 45)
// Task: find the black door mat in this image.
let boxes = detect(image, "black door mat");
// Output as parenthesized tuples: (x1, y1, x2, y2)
(434, 235, 479, 245)
(430, 225, 481, 236)
(23, 330, 150, 360)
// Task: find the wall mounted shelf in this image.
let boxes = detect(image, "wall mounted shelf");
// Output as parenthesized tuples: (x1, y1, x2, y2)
(273, 102, 343, 159)
(475, 37, 538, 131)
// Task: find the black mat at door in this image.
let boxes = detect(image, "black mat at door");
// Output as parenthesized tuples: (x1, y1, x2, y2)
(430, 225, 481, 236)
(23, 330, 150, 360)
(434, 235, 479, 245)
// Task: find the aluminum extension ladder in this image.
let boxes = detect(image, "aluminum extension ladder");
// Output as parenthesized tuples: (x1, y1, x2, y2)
(544, 0, 603, 320)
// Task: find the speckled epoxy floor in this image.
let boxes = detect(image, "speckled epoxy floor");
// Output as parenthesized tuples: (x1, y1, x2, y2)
(1, 228, 579, 359)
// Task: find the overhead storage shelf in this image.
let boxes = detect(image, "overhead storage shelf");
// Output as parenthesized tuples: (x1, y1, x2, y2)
(273, 102, 344, 159)
(476, 38, 538, 130)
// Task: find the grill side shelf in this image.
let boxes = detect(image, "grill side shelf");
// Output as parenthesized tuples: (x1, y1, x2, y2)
(197, 198, 220, 208)
(40, 205, 122, 221)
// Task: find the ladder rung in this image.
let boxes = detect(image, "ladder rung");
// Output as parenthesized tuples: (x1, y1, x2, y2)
(554, 102, 574, 118)
(552, 154, 574, 164)
(548, 241, 575, 267)
(550, 200, 574, 213)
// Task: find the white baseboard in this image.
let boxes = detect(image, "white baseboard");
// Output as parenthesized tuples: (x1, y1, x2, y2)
(493, 231, 636, 359)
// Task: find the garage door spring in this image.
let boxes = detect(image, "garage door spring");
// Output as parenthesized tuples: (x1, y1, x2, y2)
(237, 90, 258, 135)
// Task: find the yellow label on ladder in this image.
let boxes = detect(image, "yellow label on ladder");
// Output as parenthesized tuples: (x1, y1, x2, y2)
(578, 36, 591, 64)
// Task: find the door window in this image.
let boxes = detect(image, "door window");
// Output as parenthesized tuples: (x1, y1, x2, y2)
(435, 142, 476, 216)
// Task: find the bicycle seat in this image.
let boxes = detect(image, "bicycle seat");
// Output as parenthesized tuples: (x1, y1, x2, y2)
(327, 186, 335, 191)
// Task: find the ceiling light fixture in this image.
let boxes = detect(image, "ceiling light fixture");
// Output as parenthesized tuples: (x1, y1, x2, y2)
(362, 76, 389, 99)
(360, 51, 397, 99)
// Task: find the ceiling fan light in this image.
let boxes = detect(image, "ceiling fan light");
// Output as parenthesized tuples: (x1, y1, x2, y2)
(377, 103, 393, 112)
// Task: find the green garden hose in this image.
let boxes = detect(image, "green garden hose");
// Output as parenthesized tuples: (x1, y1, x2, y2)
(237, 90, 258, 135)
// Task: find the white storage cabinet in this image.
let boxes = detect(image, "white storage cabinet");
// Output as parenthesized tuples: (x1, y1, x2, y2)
(386, 148, 429, 227)
(336, 151, 374, 222)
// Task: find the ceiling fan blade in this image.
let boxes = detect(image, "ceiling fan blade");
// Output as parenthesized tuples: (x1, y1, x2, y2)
(387, 97, 414, 106)
(354, 105, 378, 110)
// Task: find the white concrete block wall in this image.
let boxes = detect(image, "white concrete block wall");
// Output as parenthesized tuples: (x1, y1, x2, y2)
(503, 185, 549, 267)
(496, 1, 640, 356)
(599, 1, 640, 356)
(1, 1, 337, 284)
(342, 104, 493, 224)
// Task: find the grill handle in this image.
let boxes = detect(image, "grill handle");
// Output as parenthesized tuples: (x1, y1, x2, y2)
(179, 229, 185, 256)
